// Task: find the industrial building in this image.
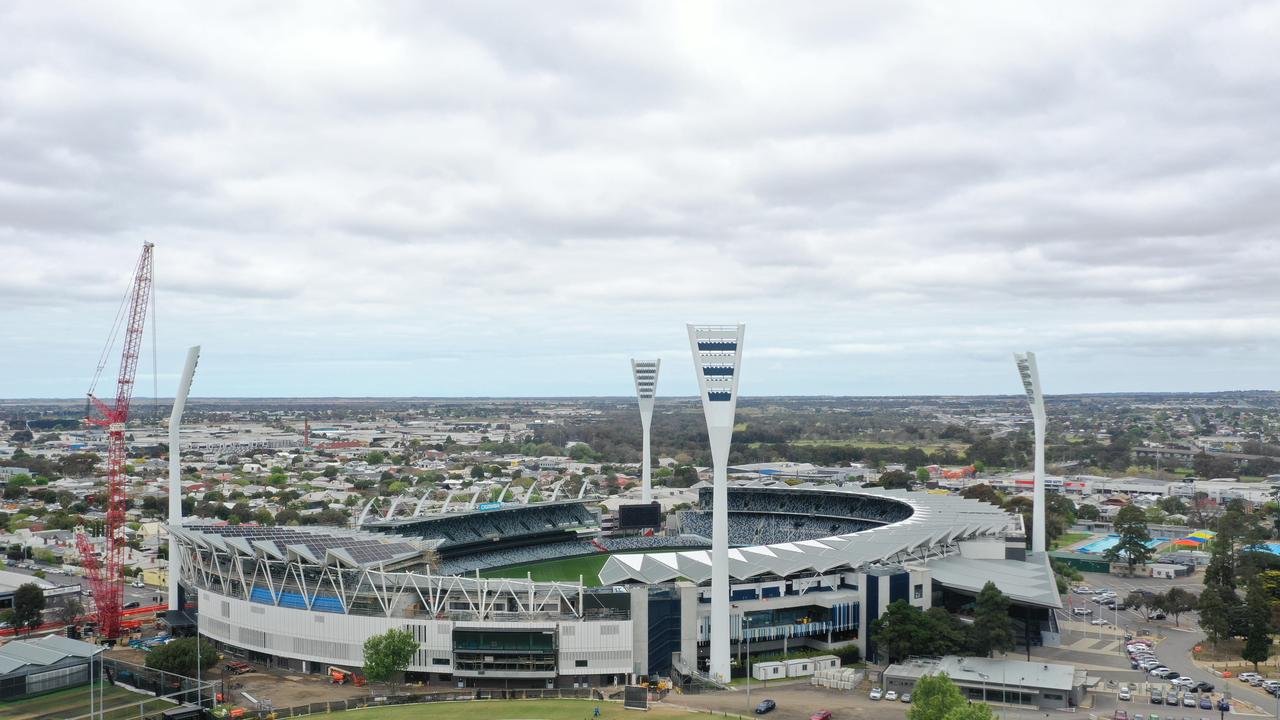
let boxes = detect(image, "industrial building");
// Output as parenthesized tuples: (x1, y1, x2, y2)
(883, 656, 1087, 709)
(0, 635, 102, 701)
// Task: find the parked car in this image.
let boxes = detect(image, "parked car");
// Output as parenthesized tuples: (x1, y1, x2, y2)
(1182, 694, 1196, 707)
(1149, 689, 1162, 704)
(1119, 687, 1132, 701)
(1199, 697, 1213, 710)
(1147, 611, 1166, 620)
(754, 700, 776, 714)
(131, 580, 145, 588)
(224, 661, 253, 675)
(1112, 710, 1127, 720)
(900, 693, 912, 704)
(1237, 672, 1259, 683)
(123, 601, 140, 609)
(1091, 618, 1108, 626)
(1164, 691, 1177, 705)
(810, 711, 832, 720)
(884, 691, 898, 702)
(869, 688, 882, 701)
(1190, 682, 1214, 693)
(1073, 607, 1093, 616)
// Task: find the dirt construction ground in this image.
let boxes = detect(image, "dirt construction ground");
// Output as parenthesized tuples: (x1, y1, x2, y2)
(104, 647, 370, 709)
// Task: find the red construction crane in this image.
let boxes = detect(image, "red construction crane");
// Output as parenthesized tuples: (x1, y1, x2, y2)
(77, 242, 154, 640)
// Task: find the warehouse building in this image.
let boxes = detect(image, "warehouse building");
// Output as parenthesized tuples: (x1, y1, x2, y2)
(883, 656, 1087, 709)
(0, 635, 102, 701)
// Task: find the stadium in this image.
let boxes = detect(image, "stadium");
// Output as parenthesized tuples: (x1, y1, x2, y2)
(171, 480, 1062, 689)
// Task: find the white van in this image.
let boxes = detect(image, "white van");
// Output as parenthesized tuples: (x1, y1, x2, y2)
(1072, 607, 1092, 616)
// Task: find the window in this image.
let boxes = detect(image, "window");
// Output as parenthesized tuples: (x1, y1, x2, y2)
(433, 658, 450, 666)
(913, 584, 923, 600)
(575, 660, 589, 667)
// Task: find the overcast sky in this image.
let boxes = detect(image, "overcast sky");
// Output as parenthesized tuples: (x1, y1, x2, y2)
(2, 2, 1278, 399)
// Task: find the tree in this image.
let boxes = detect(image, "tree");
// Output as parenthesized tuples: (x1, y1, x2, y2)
(54, 597, 84, 626)
(915, 467, 931, 484)
(944, 705, 996, 720)
(1197, 586, 1233, 645)
(1105, 505, 1154, 576)
(366, 450, 387, 465)
(971, 581, 1015, 657)
(13, 583, 45, 634)
(959, 484, 1002, 507)
(1157, 587, 1196, 627)
(1075, 503, 1100, 520)
(275, 508, 302, 525)
(871, 600, 934, 663)
(1124, 591, 1147, 615)
(1243, 575, 1273, 671)
(145, 637, 220, 678)
(875, 470, 914, 490)
(322, 466, 339, 478)
(362, 628, 417, 695)
(909, 672, 966, 720)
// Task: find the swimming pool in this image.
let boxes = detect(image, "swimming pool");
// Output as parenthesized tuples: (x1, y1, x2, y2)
(1077, 534, 1168, 554)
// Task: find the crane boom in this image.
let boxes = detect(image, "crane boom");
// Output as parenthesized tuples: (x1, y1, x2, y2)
(77, 242, 154, 640)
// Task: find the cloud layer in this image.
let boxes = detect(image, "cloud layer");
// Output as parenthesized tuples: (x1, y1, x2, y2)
(2, 1, 1278, 397)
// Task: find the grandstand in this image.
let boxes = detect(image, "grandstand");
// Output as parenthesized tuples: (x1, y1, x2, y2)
(175, 484, 1059, 687)
(363, 500, 599, 556)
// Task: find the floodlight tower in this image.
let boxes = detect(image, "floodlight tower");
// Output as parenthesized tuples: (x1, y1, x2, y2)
(168, 346, 200, 611)
(687, 323, 745, 684)
(631, 359, 660, 503)
(1014, 351, 1047, 554)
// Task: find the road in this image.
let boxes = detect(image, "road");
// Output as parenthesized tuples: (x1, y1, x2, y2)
(3, 563, 163, 608)
(1052, 571, 1279, 718)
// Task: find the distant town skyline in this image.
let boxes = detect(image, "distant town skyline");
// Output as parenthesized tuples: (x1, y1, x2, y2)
(2, 3, 1278, 398)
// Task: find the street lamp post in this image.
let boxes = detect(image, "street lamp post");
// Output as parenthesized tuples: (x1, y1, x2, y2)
(978, 672, 990, 705)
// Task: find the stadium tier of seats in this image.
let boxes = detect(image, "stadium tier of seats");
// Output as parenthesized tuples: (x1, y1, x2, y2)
(437, 534, 708, 576)
(677, 511, 878, 545)
(368, 501, 597, 553)
(699, 486, 913, 524)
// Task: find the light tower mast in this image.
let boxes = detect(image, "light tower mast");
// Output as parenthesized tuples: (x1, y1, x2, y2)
(168, 346, 200, 611)
(78, 242, 154, 640)
(631, 359, 660, 503)
(1014, 351, 1047, 554)
(687, 323, 745, 683)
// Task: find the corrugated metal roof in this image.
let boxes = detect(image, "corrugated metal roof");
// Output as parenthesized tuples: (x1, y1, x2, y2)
(599, 484, 1015, 584)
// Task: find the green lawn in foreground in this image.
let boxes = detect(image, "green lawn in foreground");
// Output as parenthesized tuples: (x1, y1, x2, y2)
(335, 699, 725, 720)
(480, 554, 611, 583)
(1, 682, 162, 720)
(1051, 532, 1091, 550)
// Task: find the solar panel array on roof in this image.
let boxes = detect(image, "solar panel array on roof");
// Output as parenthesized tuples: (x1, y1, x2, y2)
(192, 525, 420, 565)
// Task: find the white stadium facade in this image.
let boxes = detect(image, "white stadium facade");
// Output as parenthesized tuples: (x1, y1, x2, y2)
(170, 482, 1061, 689)
(165, 330, 1062, 689)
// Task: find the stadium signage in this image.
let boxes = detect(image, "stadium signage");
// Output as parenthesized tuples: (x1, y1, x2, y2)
(477, 502, 502, 511)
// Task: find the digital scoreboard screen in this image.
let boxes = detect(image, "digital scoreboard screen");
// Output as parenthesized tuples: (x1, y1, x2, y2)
(617, 502, 662, 529)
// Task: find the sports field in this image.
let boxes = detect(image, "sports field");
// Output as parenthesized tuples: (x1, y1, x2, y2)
(480, 554, 611, 583)
(331, 699, 727, 720)
(0, 681, 173, 720)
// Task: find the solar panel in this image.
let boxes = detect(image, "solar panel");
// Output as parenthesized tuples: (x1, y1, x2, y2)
(188, 524, 424, 566)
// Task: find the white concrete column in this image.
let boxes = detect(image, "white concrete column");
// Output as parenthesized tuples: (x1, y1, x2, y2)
(1014, 352, 1047, 554)
(687, 324, 744, 684)
(168, 345, 200, 611)
(631, 359, 660, 504)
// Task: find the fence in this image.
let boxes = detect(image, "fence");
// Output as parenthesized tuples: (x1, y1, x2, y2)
(242, 689, 604, 719)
